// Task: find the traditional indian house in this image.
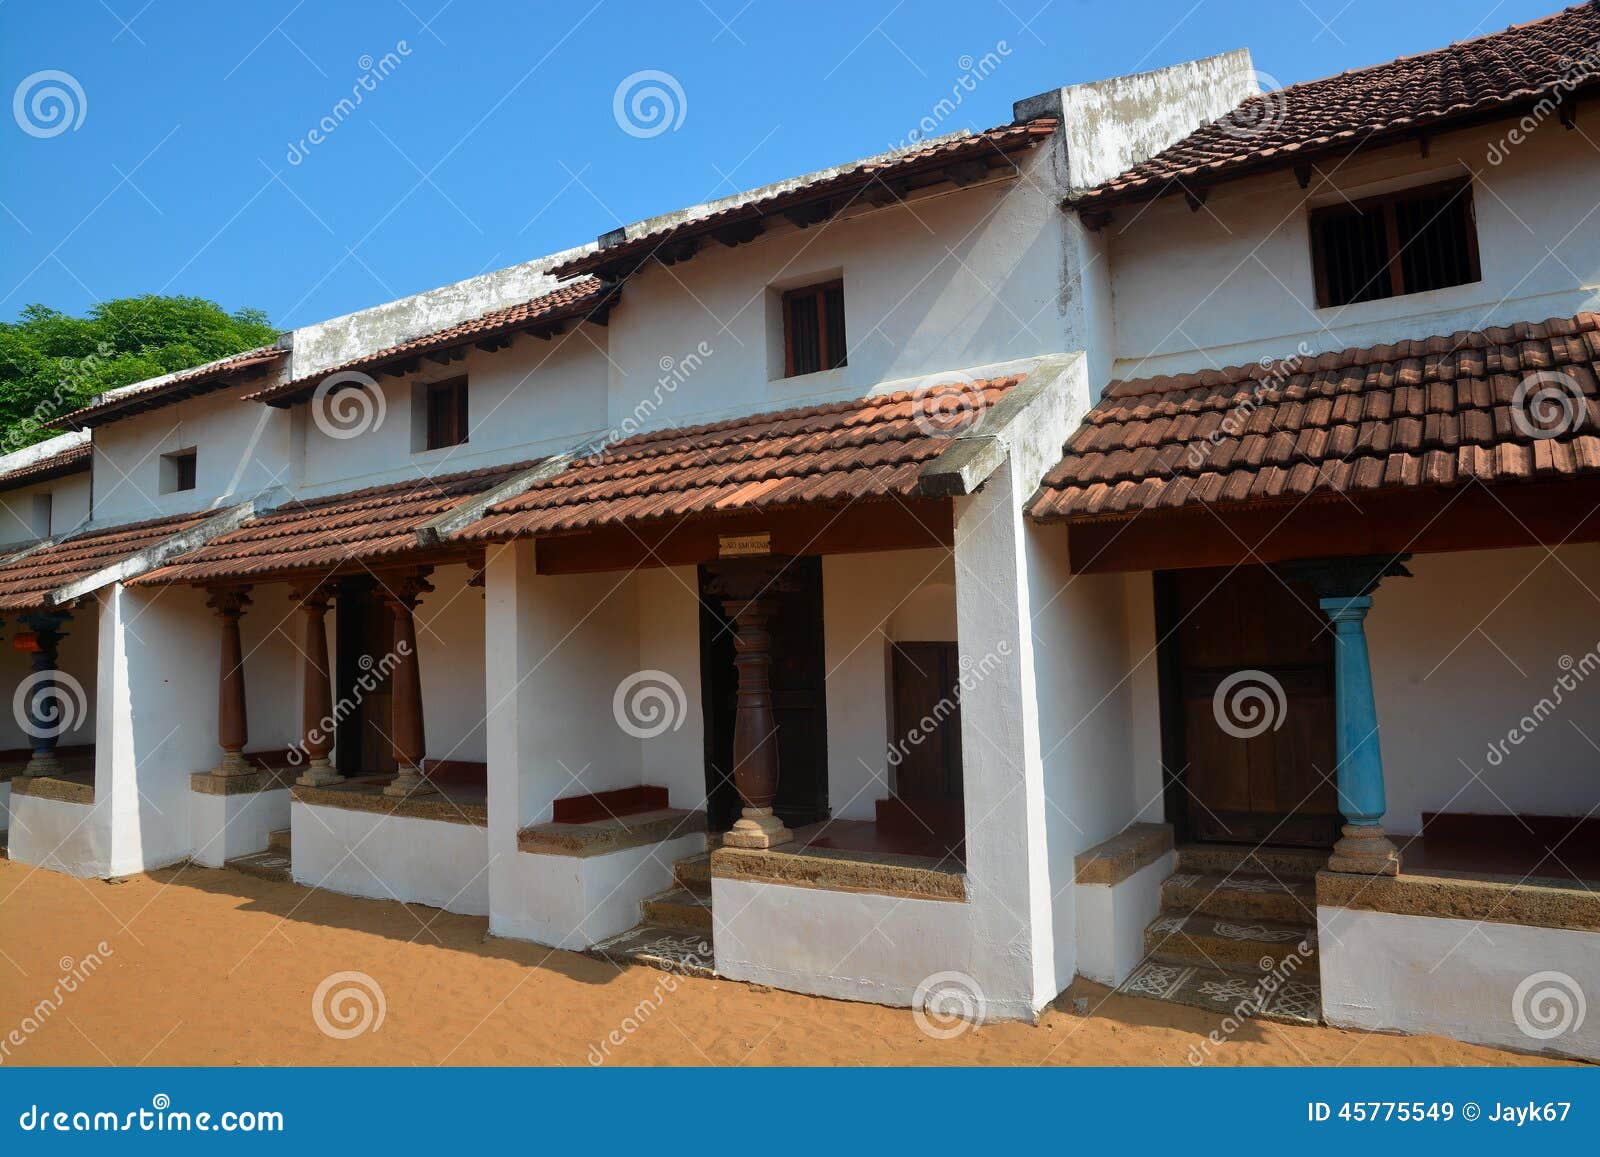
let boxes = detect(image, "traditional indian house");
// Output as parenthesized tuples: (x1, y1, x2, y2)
(0, 2, 1596, 1061)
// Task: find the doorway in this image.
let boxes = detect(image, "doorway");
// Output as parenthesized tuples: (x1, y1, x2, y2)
(698, 556, 829, 832)
(1158, 566, 1340, 848)
(334, 577, 396, 778)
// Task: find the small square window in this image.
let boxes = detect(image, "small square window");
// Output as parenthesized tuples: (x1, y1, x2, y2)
(160, 449, 197, 494)
(782, 280, 847, 378)
(424, 377, 469, 450)
(1309, 177, 1481, 308)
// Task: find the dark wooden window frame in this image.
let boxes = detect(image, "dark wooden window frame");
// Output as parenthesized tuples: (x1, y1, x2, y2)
(1308, 176, 1482, 308)
(781, 279, 847, 378)
(424, 376, 469, 451)
(162, 448, 197, 493)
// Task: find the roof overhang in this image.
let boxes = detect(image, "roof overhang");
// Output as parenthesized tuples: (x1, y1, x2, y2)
(554, 119, 1059, 282)
(51, 347, 290, 431)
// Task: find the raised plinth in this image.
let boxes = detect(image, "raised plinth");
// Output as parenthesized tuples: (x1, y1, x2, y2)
(712, 843, 966, 903)
(518, 808, 706, 858)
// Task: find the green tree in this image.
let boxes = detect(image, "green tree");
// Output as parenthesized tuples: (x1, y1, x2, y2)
(0, 295, 279, 450)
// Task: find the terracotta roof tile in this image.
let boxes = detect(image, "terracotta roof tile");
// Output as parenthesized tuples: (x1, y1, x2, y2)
(0, 510, 214, 611)
(52, 346, 287, 430)
(0, 442, 91, 493)
(131, 461, 535, 586)
(1029, 314, 1600, 522)
(457, 378, 1020, 541)
(244, 279, 611, 408)
(1074, 3, 1600, 211)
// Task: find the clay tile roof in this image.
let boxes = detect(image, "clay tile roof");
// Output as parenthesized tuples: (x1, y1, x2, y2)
(245, 279, 611, 408)
(51, 346, 289, 431)
(551, 119, 1058, 280)
(1028, 313, 1600, 523)
(131, 460, 536, 586)
(456, 377, 1022, 541)
(1073, 2, 1600, 211)
(0, 442, 91, 493)
(0, 510, 216, 612)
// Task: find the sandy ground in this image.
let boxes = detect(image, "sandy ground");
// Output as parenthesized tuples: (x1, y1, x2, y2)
(0, 856, 1578, 1067)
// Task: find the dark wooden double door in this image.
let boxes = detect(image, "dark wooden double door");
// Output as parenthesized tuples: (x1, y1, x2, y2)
(1162, 566, 1340, 848)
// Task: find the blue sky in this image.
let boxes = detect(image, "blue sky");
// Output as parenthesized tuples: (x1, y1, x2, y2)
(0, 0, 1568, 331)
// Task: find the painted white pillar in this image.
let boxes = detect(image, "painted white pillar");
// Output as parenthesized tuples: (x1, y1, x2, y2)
(952, 454, 1058, 1017)
(484, 540, 535, 935)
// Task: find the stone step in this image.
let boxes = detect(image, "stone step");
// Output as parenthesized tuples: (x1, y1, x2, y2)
(591, 924, 716, 978)
(673, 852, 712, 894)
(1120, 958, 1321, 1026)
(640, 886, 712, 933)
(1161, 871, 1316, 923)
(1145, 911, 1318, 973)
(1175, 843, 1326, 880)
(267, 828, 291, 854)
(224, 849, 292, 884)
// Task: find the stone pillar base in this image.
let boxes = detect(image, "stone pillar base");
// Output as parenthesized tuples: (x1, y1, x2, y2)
(1327, 823, 1400, 876)
(383, 767, 437, 798)
(22, 752, 64, 779)
(721, 806, 793, 849)
(213, 750, 254, 777)
(295, 759, 344, 788)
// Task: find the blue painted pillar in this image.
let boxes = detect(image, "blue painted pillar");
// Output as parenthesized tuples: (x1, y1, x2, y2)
(1278, 553, 1410, 876)
(18, 609, 73, 779)
(1319, 595, 1399, 876)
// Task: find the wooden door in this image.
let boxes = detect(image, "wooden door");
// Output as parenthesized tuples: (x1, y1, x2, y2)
(1166, 566, 1339, 847)
(699, 557, 829, 831)
(335, 579, 396, 777)
(889, 642, 963, 805)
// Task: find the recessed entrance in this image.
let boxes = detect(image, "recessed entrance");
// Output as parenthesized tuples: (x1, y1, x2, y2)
(1157, 565, 1340, 848)
(334, 577, 396, 777)
(698, 556, 829, 832)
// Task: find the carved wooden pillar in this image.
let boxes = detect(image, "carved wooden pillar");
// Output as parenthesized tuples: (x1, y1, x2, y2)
(710, 562, 794, 849)
(18, 609, 72, 778)
(291, 583, 341, 787)
(377, 570, 434, 797)
(207, 587, 253, 776)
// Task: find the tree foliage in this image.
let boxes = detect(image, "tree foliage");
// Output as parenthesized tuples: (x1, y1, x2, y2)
(0, 296, 279, 450)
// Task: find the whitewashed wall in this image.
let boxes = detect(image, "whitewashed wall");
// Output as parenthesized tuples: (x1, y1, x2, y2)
(91, 391, 292, 525)
(0, 472, 91, 545)
(1107, 120, 1600, 380)
(822, 548, 957, 820)
(415, 564, 488, 764)
(1366, 544, 1600, 835)
(605, 157, 1068, 437)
